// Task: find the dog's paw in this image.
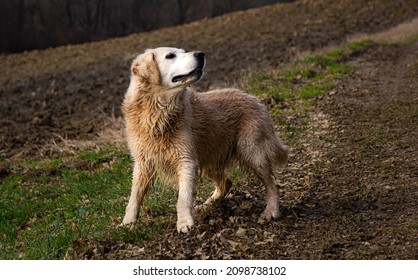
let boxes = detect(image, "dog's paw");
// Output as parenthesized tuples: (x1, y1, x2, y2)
(194, 204, 206, 212)
(258, 208, 281, 224)
(121, 211, 137, 226)
(176, 217, 194, 233)
(117, 223, 135, 231)
(194, 201, 214, 212)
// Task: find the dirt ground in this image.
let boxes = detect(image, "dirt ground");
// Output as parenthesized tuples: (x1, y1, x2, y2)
(0, 0, 417, 259)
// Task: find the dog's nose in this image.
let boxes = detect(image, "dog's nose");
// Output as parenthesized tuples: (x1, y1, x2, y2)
(194, 51, 205, 59)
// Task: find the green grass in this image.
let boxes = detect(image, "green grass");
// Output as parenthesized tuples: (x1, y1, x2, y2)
(244, 40, 374, 142)
(0, 148, 177, 259)
(0, 39, 376, 259)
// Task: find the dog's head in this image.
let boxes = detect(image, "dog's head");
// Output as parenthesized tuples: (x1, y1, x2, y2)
(131, 47, 205, 89)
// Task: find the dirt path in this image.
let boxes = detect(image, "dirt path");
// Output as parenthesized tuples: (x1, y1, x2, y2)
(248, 42, 409, 259)
(299, 42, 418, 259)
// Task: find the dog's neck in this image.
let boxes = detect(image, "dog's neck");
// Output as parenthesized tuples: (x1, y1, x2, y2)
(123, 78, 188, 137)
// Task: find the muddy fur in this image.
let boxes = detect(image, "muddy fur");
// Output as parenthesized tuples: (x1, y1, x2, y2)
(121, 48, 288, 232)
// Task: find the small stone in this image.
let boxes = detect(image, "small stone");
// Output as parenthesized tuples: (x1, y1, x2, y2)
(236, 228, 246, 237)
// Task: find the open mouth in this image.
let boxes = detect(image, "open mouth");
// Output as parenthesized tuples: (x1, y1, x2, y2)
(172, 68, 203, 83)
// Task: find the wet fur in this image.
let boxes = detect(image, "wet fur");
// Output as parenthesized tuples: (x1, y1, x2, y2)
(121, 49, 288, 232)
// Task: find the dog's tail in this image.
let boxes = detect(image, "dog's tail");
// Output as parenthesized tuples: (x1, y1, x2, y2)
(274, 139, 289, 168)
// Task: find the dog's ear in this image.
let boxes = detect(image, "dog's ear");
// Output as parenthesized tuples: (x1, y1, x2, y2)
(131, 52, 160, 85)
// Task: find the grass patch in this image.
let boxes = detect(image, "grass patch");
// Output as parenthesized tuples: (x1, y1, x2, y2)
(0, 147, 177, 259)
(244, 40, 374, 142)
(405, 34, 418, 44)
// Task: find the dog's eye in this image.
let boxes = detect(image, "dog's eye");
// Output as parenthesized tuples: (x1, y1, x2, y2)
(165, 53, 176, 59)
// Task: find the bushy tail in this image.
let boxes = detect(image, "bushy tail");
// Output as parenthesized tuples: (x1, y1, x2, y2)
(275, 139, 289, 168)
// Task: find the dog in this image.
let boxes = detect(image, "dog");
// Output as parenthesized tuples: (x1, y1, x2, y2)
(121, 47, 288, 233)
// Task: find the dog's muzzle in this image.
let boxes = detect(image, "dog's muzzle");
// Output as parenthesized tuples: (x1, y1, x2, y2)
(172, 52, 205, 83)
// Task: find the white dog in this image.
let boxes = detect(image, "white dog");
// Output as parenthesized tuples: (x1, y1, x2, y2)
(121, 47, 288, 232)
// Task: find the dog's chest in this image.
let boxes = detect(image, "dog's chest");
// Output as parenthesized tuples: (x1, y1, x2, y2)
(130, 124, 193, 164)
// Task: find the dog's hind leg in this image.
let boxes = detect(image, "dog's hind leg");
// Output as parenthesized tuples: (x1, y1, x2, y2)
(255, 165, 280, 223)
(239, 142, 281, 223)
(122, 161, 155, 225)
(200, 172, 232, 208)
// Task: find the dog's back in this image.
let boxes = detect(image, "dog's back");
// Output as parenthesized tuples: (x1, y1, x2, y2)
(189, 88, 288, 174)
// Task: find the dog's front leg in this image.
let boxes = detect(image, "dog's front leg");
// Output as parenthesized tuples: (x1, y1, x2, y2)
(176, 161, 197, 233)
(122, 160, 155, 226)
